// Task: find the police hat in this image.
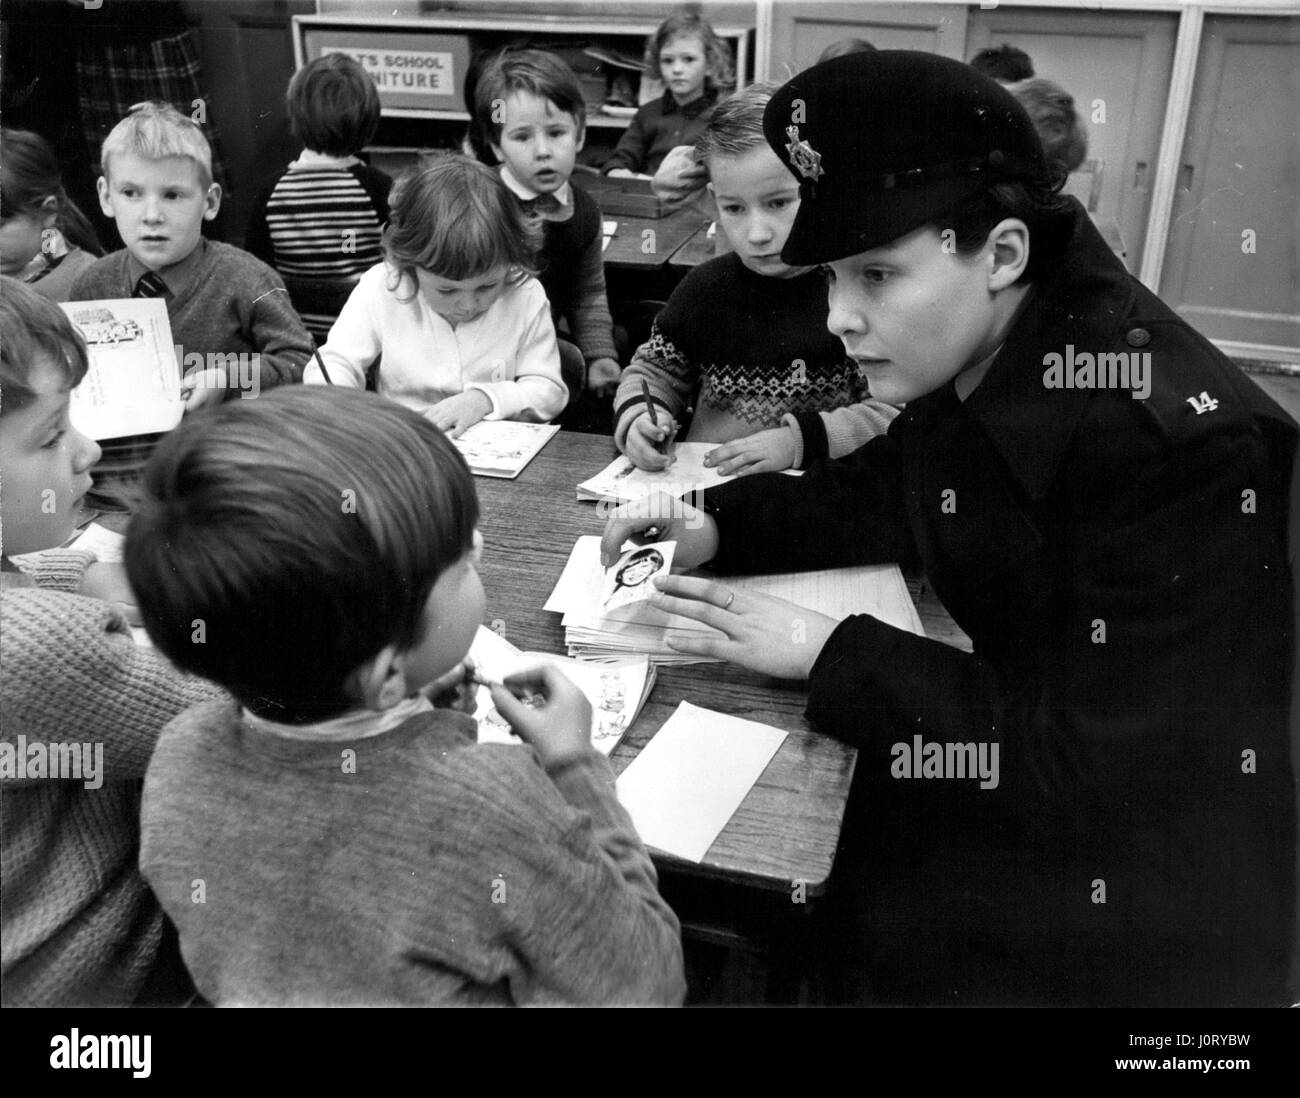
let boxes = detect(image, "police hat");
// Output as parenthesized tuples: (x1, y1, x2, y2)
(765, 50, 1051, 264)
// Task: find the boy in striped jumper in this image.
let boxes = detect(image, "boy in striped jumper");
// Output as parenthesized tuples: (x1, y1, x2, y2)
(246, 54, 393, 337)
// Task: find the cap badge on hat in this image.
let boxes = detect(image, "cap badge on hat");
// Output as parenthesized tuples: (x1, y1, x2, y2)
(784, 125, 824, 182)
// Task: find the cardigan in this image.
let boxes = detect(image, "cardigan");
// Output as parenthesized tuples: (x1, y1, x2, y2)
(140, 699, 686, 1005)
(614, 253, 897, 465)
(0, 556, 226, 1006)
(307, 262, 567, 422)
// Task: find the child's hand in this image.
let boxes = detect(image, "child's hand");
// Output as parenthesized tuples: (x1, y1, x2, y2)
(703, 427, 799, 476)
(653, 145, 708, 205)
(624, 412, 678, 472)
(80, 561, 142, 626)
(422, 659, 478, 714)
(427, 390, 492, 437)
(489, 664, 593, 769)
(181, 368, 229, 412)
(586, 357, 621, 398)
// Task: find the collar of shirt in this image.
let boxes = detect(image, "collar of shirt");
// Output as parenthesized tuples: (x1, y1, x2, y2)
(240, 694, 433, 742)
(659, 84, 719, 120)
(289, 149, 362, 171)
(500, 164, 574, 222)
(127, 237, 208, 300)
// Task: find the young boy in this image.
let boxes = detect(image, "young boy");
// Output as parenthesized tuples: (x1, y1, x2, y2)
(613, 84, 897, 474)
(245, 53, 393, 337)
(125, 386, 685, 1006)
(602, 51, 1297, 1006)
(70, 102, 312, 507)
(472, 49, 620, 399)
(0, 277, 225, 1006)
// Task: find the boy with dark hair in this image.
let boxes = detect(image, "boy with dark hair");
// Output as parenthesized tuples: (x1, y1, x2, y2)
(602, 50, 1296, 1006)
(245, 53, 393, 297)
(472, 48, 621, 400)
(127, 386, 684, 1005)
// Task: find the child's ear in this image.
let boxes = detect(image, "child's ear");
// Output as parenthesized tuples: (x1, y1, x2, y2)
(987, 218, 1030, 291)
(574, 123, 586, 155)
(96, 176, 114, 218)
(345, 644, 410, 710)
(39, 195, 59, 229)
(203, 182, 223, 221)
(488, 140, 504, 164)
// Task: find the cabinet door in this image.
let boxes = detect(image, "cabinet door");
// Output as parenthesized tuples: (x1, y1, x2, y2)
(966, 6, 1176, 273)
(1158, 15, 1300, 352)
(768, 2, 967, 80)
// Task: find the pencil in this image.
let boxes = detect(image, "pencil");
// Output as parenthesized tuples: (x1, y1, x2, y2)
(311, 344, 333, 385)
(641, 379, 658, 427)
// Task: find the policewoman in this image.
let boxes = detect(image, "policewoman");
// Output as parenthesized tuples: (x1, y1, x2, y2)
(601, 50, 1296, 1005)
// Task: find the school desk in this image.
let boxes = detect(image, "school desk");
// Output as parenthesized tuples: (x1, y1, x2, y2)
(576, 177, 713, 272)
(470, 429, 891, 1000)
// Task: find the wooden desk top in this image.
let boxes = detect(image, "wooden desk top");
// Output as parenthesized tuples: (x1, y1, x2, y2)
(473, 430, 858, 895)
(667, 223, 720, 269)
(579, 178, 712, 271)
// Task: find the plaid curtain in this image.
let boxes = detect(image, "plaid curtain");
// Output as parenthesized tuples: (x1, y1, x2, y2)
(76, 29, 229, 195)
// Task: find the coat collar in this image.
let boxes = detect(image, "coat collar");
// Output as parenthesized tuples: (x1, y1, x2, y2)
(895, 202, 1135, 500)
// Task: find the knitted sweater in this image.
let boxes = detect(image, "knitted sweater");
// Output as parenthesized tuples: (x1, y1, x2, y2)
(244, 155, 393, 279)
(140, 699, 686, 1005)
(306, 263, 567, 422)
(70, 240, 312, 393)
(0, 555, 226, 1006)
(603, 87, 720, 177)
(613, 253, 898, 466)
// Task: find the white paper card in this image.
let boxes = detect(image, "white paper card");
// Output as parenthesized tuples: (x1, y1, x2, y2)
(60, 299, 183, 440)
(615, 701, 787, 862)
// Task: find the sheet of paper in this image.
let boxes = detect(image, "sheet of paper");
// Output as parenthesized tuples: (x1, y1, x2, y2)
(467, 626, 652, 755)
(601, 219, 618, 252)
(452, 421, 559, 478)
(599, 541, 674, 614)
(60, 299, 184, 440)
(578, 443, 802, 503)
(67, 522, 126, 563)
(616, 701, 787, 862)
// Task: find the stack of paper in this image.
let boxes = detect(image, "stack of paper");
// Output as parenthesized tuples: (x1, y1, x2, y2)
(466, 625, 654, 754)
(545, 536, 925, 664)
(452, 421, 560, 478)
(577, 442, 799, 504)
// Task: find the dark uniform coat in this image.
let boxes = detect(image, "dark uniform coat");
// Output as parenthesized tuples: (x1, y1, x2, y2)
(702, 206, 1296, 1006)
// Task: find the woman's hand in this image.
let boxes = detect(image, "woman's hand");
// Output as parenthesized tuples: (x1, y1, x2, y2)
(427, 390, 492, 437)
(704, 427, 799, 477)
(648, 574, 839, 680)
(599, 491, 718, 570)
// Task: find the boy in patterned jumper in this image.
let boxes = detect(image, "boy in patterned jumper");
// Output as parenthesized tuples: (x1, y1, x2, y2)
(613, 85, 897, 474)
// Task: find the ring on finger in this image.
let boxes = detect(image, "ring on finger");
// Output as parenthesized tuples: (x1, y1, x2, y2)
(720, 589, 736, 611)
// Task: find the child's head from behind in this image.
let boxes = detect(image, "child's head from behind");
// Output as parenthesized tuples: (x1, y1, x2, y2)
(0, 129, 102, 276)
(287, 53, 382, 158)
(384, 154, 540, 324)
(0, 276, 101, 558)
(125, 387, 483, 721)
(695, 83, 807, 279)
(1007, 77, 1088, 183)
(969, 44, 1035, 84)
(97, 102, 220, 272)
(764, 51, 1073, 405)
(473, 49, 585, 197)
(650, 9, 734, 105)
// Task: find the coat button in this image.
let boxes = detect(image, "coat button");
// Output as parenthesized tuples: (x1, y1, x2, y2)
(1126, 327, 1151, 347)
